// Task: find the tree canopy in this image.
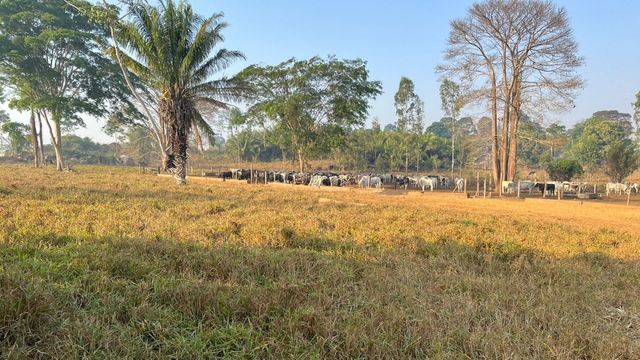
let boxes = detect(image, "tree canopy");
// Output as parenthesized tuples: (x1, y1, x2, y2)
(0, 0, 133, 170)
(238, 56, 382, 172)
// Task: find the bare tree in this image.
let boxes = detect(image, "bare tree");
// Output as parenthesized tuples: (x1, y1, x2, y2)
(438, 0, 584, 187)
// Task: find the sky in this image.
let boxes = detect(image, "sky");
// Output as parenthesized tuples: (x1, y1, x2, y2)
(3, 0, 640, 143)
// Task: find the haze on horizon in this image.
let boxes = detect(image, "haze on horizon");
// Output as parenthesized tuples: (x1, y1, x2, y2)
(2, 0, 639, 144)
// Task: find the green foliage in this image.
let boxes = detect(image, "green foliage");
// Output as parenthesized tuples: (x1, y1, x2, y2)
(439, 79, 462, 119)
(603, 142, 639, 183)
(114, 0, 248, 181)
(0, 0, 133, 124)
(568, 114, 631, 170)
(394, 77, 424, 134)
(426, 118, 451, 138)
(542, 157, 584, 181)
(238, 56, 382, 171)
(0, 121, 29, 156)
(54, 135, 118, 165)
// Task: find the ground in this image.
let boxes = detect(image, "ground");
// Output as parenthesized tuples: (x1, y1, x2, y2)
(1, 165, 640, 359)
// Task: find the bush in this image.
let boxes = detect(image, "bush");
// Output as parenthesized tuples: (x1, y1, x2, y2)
(543, 158, 584, 181)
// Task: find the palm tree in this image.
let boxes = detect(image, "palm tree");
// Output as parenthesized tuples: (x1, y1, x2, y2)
(115, 0, 247, 184)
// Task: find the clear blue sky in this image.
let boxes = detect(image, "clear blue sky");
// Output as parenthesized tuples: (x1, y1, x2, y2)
(4, 0, 640, 142)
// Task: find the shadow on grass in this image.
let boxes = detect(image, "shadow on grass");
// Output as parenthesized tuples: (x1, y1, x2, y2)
(1, 232, 640, 359)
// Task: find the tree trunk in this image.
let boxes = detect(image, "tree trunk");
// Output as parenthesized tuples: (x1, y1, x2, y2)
(37, 113, 45, 166)
(507, 79, 521, 181)
(162, 96, 190, 184)
(451, 117, 455, 180)
(489, 69, 500, 189)
(29, 110, 40, 168)
(500, 49, 511, 184)
(297, 148, 305, 173)
(43, 111, 64, 171)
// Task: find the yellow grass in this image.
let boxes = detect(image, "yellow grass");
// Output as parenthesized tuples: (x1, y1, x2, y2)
(2, 164, 640, 358)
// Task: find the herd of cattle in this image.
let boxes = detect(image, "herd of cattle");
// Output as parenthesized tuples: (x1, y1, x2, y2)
(501, 180, 640, 196)
(221, 169, 465, 192)
(218, 168, 640, 197)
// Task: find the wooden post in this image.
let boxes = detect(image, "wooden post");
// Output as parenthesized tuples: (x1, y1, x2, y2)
(264, 171, 267, 184)
(476, 172, 480, 197)
(483, 178, 487, 199)
(250, 164, 253, 184)
(517, 180, 521, 199)
(557, 184, 561, 200)
(594, 183, 597, 195)
(627, 187, 631, 206)
(542, 179, 547, 199)
(463, 178, 467, 196)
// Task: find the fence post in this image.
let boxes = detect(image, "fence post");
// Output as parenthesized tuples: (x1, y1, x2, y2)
(463, 178, 467, 196)
(517, 180, 521, 199)
(557, 184, 561, 200)
(483, 178, 487, 199)
(627, 187, 631, 206)
(250, 164, 253, 184)
(543, 179, 547, 199)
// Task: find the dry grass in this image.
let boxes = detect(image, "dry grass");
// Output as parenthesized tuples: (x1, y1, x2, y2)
(2, 164, 640, 359)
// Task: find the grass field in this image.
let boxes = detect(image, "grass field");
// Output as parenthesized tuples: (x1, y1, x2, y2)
(2, 165, 640, 359)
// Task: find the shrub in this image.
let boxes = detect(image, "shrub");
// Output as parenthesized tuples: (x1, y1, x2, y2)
(543, 158, 584, 181)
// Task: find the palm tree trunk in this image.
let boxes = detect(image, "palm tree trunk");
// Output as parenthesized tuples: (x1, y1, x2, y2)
(162, 97, 190, 184)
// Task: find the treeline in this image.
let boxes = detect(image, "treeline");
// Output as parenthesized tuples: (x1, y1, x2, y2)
(1, 0, 640, 185)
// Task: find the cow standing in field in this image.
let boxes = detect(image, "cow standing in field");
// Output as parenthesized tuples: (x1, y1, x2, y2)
(453, 178, 464, 192)
(416, 176, 435, 192)
(606, 182, 631, 195)
(358, 175, 382, 188)
(535, 182, 556, 196)
(394, 176, 411, 190)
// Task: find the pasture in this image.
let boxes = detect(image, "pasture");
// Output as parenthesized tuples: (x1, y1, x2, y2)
(2, 165, 640, 358)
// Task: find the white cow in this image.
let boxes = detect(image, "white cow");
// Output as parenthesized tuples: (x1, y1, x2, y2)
(416, 176, 435, 192)
(502, 180, 535, 195)
(606, 182, 628, 195)
(501, 181, 514, 194)
(453, 178, 464, 192)
(309, 175, 327, 187)
(358, 175, 382, 188)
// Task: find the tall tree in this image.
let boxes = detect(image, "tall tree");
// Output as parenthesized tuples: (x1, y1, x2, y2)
(112, 0, 247, 184)
(604, 142, 638, 183)
(439, 79, 462, 177)
(439, 0, 584, 186)
(0, 0, 133, 170)
(394, 77, 425, 173)
(568, 114, 630, 171)
(239, 56, 382, 173)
